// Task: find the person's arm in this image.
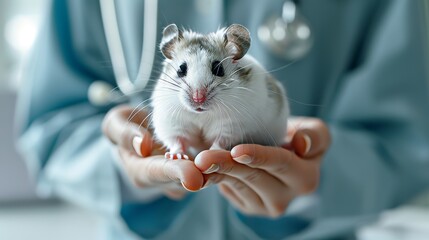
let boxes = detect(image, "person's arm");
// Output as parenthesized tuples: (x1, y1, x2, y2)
(16, 1, 202, 238)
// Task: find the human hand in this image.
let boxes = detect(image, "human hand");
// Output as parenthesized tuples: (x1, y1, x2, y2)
(102, 105, 204, 199)
(194, 117, 330, 217)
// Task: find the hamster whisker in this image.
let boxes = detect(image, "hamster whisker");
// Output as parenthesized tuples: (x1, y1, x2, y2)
(227, 97, 279, 146)
(261, 60, 297, 76)
(210, 74, 242, 91)
(138, 111, 153, 130)
(235, 86, 256, 94)
(151, 93, 182, 103)
(223, 58, 295, 80)
(216, 100, 235, 147)
(226, 63, 255, 79)
(234, 109, 276, 147)
(158, 74, 180, 87)
(217, 100, 234, 133)
(218, 98, 254, 147)
(128, 98, 154, 121)
(214, 101, 227, 147)
(217, 56, 234, 69)
(97, 80, 158, 103)
(127, 103, 150, 122)
(124, 106, 153, 139)
(160, 72, 181, 84)
(264, 89, 324, 107)
(213, 80, 251, 95)
(231, 101, 251, 147)
(157, 78, 181, 88)
(170, 103, 184, 133)
(162, 62, 192, 90)
(210, 80, 228, 91)
(164, 61, 179, 71)
(138, 101, 176, 133)
(286, 98, 325, 107)
(137, 109, 156, 131)
(154, 64, 191, 90)
(156, 86, 181, 93)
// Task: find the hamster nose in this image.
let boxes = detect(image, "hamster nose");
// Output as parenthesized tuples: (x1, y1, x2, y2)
(192, 89, 207, 104)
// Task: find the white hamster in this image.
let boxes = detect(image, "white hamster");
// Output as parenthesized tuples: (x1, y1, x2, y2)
(151, 24, 289, 159)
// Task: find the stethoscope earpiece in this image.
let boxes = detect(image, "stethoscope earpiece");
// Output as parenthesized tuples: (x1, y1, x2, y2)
(258, 0, 313, 60)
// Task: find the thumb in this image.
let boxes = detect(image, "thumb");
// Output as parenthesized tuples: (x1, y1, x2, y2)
(130, 130, 155, 157)
(291, 130, 313, 158)
(102, 105, 155, 157)
(289, 119, 331, 158)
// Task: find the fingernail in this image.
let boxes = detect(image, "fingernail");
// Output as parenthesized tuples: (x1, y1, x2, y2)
(180, 182, 189, 191)
(204, 164, 219, 174)
(303, 134, 312, 155)
(181, 181, 190, 191)
(132, 136, 143, 157)
(233, 155, 251, 164)
(181, 181, 196, 192)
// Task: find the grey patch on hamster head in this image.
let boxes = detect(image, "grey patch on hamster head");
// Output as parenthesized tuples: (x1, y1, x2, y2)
(160, 24, 183, 59)
(181, 36, 220, 55)
(237, 67, 252, 82)
(160, 24, 251, 62)
(266, 74, 286, 114)
(160, 25, 225, 62)
(223, 24, 251, 60)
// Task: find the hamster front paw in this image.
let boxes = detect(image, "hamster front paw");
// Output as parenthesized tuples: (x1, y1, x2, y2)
(164, 152, 189, 160)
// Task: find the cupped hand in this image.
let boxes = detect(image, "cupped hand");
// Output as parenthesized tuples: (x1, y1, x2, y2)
(102, 105, 204, 199)
(194, 117, 330, 217)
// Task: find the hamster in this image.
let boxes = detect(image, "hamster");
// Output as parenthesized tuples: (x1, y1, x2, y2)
(150, 24, 289, 160)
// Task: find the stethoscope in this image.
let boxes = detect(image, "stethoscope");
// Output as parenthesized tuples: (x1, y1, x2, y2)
(88, 0, 313, 106)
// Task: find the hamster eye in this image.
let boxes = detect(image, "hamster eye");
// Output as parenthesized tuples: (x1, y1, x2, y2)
(211, 61, 225, 77)
(177, 62, 187, 78)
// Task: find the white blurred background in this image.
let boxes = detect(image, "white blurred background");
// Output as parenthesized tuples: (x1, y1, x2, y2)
(0, 1, 101, 239)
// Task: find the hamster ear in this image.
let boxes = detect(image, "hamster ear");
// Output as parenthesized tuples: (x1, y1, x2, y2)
(224, 24, 251, 60)
(160, 24, 183, 59)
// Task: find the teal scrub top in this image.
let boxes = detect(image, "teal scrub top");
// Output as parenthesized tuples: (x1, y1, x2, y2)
(16, 0, 429, 239)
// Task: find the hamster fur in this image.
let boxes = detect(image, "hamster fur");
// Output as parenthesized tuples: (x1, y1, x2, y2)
(151, 24, 289, 159)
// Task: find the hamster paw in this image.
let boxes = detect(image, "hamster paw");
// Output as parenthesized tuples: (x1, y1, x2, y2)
(164, 152, 189, 160)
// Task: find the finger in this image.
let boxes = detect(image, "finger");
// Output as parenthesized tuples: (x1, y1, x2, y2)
(286, 118, 331, 158)
(218, 183, 249, 214)
(120, 149, 204, 191)
(287, 130, 312, 158)
(102, 105, 159, 157)
(230, 145, 320, 195)
(102, 105, 147, 144)
(196, 150, 291, 216)
(143, 158, 203, 191)
(216, 177, 265, 216)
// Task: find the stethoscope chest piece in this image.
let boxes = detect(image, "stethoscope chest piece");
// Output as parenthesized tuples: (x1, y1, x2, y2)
(258, 0, 313, 60)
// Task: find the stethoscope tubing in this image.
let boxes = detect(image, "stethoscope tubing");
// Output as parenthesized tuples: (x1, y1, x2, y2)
(99, 0, 158, 96)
